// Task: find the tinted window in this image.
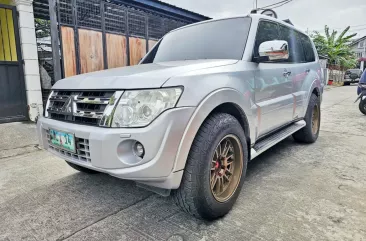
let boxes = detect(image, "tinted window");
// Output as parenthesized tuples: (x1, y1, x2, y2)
(278, 25, 305, 63)
(349, 69, 362, 74)
(300, 34, 315, 62)
(143, 18, 251, 63)
(254, 21, 279, 57)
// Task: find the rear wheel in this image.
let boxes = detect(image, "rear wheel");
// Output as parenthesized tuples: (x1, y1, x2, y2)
(359, 100, 366, 115)
(293, 93, 321, 143)
(172, 113, 248, 220)
(65, 161, 100, 174)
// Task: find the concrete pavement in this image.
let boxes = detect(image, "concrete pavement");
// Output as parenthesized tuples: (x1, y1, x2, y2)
(0, 85, 365, 241)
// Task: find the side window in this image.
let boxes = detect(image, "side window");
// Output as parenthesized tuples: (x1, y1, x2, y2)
(254, 21, 279, 57)
(300, 34, 316, 62)
(278, 25, 305, 63)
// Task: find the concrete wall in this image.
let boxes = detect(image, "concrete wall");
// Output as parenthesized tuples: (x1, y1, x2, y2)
(329, 69, 344, 82)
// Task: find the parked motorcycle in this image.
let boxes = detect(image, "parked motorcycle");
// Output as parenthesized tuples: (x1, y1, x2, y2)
(355, 71, 366, 115)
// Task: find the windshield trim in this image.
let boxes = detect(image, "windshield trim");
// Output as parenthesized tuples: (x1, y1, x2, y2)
(143, 17, 252, 64)
(168, 16, 252, 35)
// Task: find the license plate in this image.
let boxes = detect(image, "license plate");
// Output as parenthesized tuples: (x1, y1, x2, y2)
(49, 129, 76, 153)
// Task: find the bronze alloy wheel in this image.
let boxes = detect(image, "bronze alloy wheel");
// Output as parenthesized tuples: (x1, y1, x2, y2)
(311, 104, 320, 135)
(210, 134, 243, 203)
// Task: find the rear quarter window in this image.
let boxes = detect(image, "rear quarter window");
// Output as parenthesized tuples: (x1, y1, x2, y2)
(299, 34, 316, 62)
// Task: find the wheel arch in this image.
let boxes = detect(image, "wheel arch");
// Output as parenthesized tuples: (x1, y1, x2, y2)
(312, 86, 320, 97)
(172, 88, 254, 173)
(211, 103, 251, 142)
(302, 79, 322, 117)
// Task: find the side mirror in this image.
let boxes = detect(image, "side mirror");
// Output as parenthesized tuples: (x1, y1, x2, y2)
(258, 40, 289, 62)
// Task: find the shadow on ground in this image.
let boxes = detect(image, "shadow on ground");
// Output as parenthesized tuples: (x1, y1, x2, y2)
(1, 137, 302, 241)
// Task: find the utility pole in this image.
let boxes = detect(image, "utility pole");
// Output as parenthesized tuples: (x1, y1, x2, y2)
(256, 0, 258, 9)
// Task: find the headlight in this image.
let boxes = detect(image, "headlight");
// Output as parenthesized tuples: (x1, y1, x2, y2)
(111, 87, 183, 127)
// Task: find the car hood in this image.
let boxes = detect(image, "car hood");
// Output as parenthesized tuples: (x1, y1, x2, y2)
(52, 60, 238, 90)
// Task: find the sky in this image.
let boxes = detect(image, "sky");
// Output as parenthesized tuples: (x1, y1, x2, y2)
(161, 0, 366, 39)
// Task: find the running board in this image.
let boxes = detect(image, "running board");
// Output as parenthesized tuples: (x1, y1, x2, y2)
(251, 120, 306, 160)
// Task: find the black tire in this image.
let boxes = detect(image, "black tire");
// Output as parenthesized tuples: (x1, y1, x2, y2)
(172, 113, 248, 220)
(293, 93, 321, 143)
(359, 100, 366, 115)
(65, 161, 100, 174)
(344, 82, 351, 86)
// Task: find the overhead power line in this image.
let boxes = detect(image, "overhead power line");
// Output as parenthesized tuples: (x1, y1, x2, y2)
(312, 24, 366, 32)
(348, 27, 366, 33)
(271, 0, 294, 9)
(349, 27, 366, 31)
(347, 24, 366, 28)
(313, 26, 366, 33)
(259, 0, 291, 9)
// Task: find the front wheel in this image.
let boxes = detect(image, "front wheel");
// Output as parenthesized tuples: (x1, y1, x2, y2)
(359, 100, 366, 115)
(293, 93, 321, 143)
(172, 113, 248, 220)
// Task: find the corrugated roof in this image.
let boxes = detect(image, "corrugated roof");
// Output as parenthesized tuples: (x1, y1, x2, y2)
(351, 36, 366, 46)
(130, 0, 210, 21)
(34, 0, 210, 22)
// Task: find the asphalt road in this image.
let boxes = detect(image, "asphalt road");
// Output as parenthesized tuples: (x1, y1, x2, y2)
(0, 85, 365, 241)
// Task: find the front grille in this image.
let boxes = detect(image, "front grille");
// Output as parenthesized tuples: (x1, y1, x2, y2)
(47, 90, 115, 126)
(46, 130, 91, 163)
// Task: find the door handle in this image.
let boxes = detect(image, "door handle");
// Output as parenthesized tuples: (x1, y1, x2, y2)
(283, 71, 292, 77)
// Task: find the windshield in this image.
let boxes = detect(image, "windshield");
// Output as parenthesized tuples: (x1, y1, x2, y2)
(142, 17, 251, 63)
(347, 69, 361, 74)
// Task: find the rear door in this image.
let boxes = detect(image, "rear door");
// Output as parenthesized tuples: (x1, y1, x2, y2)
(278, 25, 310, 120)
(296, 32, 321, 118)
(253, 21, 294, 136)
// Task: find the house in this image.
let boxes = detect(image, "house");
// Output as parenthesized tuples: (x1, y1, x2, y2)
(350, 36, 366, 71)
(0, 0, 209, 124)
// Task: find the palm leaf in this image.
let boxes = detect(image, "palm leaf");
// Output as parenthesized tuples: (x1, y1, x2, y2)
(336, 26, 350, 44)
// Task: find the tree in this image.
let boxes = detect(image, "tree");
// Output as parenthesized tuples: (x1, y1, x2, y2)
(34, 19, 51, 39)
(311, 25, 357, 69)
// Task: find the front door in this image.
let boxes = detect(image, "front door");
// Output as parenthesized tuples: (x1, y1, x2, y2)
(254, 63, 294, 136)
(253, 20, 294, 136)
(0, 5, 27, 123)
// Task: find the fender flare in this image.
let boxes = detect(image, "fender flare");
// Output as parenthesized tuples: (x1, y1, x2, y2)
(172, 88, 254, 172)
(303, 78, 322, 116)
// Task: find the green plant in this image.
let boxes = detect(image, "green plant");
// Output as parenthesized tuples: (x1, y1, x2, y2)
(34, 19, 51, 39)
(311, 25, 357, 69)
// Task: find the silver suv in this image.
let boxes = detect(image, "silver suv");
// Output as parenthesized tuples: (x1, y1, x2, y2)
(37, 14, 323, 220)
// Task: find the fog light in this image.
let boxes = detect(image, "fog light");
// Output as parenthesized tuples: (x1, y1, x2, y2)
(133, 142, 145, 158)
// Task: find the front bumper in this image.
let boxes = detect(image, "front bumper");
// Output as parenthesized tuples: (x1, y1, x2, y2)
(344, 78, 359, 82)
(37, 107, 195, 189)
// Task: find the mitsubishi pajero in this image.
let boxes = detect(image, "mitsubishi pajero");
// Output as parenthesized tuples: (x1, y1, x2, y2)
(37, 14, 323, 220)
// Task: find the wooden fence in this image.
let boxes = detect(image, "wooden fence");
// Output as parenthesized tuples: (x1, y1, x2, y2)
(52, 0, 194, 79)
